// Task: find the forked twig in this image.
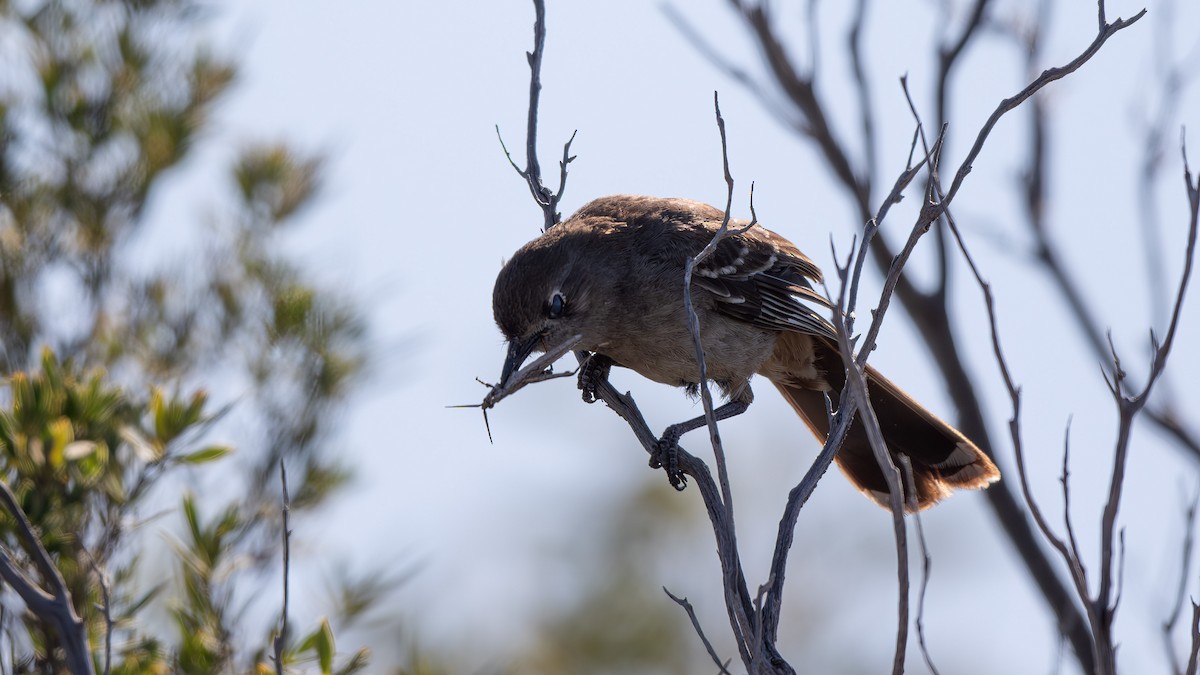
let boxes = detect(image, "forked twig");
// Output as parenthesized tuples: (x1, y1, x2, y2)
(478, 334, 584, 411)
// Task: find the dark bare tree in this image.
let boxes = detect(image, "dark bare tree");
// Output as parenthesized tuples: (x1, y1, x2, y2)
(488, 0, 1200, 673)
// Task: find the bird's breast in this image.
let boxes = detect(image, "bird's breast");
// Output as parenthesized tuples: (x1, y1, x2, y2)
(592, 302, 779, 394)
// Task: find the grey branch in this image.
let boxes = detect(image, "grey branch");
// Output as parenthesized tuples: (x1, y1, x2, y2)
(272, 460, 292, 675)
(0, 479, 93, 675)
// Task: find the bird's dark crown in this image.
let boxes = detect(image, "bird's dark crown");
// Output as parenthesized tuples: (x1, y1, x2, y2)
(492, 233, 579, 341)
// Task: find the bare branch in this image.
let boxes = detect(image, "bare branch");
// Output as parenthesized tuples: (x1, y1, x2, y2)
(1188, 602, 1200, 675)
(942, 7, 1147, 208)
(664, 588, 733, 675)
(98, 567, 112, 675)
(497, 0, 576, 232)
(477, 334, 584, 410)
(1134, 0, 1193, 331)
(900, 455, 941, 675)
(1059, 427, 1087, 588)
(1007, 0, 1200, 465)
(760, 239, 859, 647)
(844, 77, 940, 333)
(660, 4, 801, 130)
(848, 0, 877, 178)
(940, 172, 1104, 666)
(683, 91, 747, 516)
(272, 460, 292, 675)
(826, 270, 909, 675)
(1164, 485, 1200, 675)
(0, 479, 93, 675)
(726, 0, 871, 212)
(1095, 133, 1200, 665)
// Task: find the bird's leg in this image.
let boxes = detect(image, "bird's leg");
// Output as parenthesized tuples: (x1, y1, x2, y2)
(653, 393, 751, 491)
(577, 353, 614, 404)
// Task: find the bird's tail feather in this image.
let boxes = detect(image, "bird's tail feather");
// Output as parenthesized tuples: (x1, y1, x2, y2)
(771, 345, 1000, 511)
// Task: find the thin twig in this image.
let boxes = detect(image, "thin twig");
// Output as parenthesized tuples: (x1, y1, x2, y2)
(856, 0, 1148, 363)
(664, 588, 733, 675)
(82, 549, 113, 675)
(748, 575, 776, 673)
(496, 0, 576, 232)
(1059, 426, 1087, 591)
(685, 14, 1125, 664)
(900, 455, 941, 675)
(1094, 132, 1200, 671)
(760, 370, 857, 646)
(477, 334, 584, 410)
(929, 0, 993, 302)
(272, 460, 292, 675)
(848, 0, 876, 183)
(941, 175, 1101, 662)
(660, 4, 801, 130)
(682, 92, 740, 518)
(1007, 0, 1200, 466)
(1188, 602, 1200, 675)
(673, 93, 770, 666)
(760, 119, 945, 651)
(98, 565, 112, 675)
(941, 6, 1147, 210)
(825, 265, 909, 675)
(704, 29, 1146, 646)
(1135, 0, 1186, 331)
(845, 78, 939, 332)
(587, 374, 761, 667)
(1164, 484, 1200, 675)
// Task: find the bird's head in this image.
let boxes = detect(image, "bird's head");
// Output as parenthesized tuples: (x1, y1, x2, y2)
(492, 230, 598, 387)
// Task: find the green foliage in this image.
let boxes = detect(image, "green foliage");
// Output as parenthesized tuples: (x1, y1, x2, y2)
(0, 350, 219, 670)
(0, 340, 372, 672)
(0, 0, 374, 671)
(0, 0, 365, 514)
(249, 616, 370, 675)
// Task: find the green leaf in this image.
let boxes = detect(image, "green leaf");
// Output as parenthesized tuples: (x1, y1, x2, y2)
(48, 417, 73, 469)
(149, 387, 208, 447)
(178, 445, 232, 465)
(316, 618, 335, 674)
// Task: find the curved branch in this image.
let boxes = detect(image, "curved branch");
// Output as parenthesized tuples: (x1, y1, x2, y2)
(0, 479, 93, 675)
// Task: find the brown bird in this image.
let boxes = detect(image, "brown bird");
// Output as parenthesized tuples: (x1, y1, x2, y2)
(492, 195, 999, 510)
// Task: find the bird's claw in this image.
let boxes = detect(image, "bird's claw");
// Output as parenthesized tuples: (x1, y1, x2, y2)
(577, 353, 613, 404)
(650, 432, 687, 491)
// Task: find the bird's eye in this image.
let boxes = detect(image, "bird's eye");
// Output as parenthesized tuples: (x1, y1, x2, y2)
(548, 292, 566, 319)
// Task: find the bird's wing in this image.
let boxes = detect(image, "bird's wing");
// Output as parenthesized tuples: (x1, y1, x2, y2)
(692, 226, 837, 340)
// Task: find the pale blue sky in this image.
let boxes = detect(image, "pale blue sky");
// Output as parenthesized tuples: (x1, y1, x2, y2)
(150, 0, 1200, 671)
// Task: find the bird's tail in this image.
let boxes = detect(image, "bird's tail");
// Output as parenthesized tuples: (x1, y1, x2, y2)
(771, 340, 1000, 511)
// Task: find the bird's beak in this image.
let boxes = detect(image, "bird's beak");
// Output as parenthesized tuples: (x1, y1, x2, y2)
(500, 334, 542, 388)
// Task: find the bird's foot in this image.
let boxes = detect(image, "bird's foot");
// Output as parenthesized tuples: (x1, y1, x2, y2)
(577, 353, 613, 404)
(650, 426, 687, 491)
